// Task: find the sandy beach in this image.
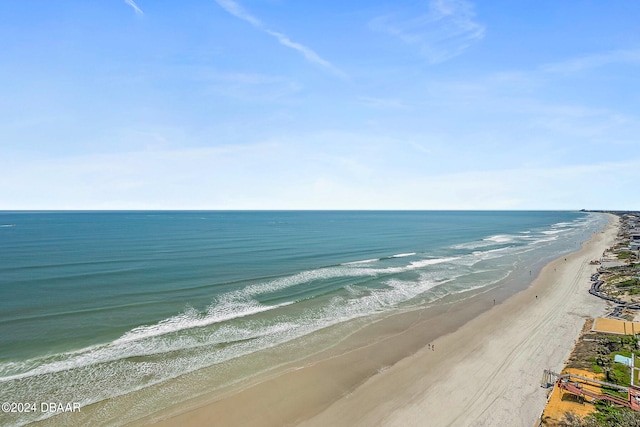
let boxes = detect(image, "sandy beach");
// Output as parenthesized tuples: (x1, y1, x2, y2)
(143, 214, 618, 427)
(305, 214, 618, 426)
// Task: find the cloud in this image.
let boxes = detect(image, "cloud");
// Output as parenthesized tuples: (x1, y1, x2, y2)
(540, 49, 640, 74)
(124, 0, 143, 15)
(370, 0, 485, 64)
(265, 30, 345, 77)
(214, 0, 344, 76)
(215, 0, 261, 27)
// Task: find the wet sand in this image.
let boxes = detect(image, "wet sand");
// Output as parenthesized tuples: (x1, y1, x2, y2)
(142, 214, 617, 427)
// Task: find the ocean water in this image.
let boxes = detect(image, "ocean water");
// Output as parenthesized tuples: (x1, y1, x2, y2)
(0, 211, 608, 426)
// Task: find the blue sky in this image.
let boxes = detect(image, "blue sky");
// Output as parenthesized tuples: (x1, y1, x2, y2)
(1, 0, 639, 209)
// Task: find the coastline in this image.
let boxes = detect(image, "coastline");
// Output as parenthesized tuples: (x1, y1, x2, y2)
(136, 213, 618, 427)
(305, 213, 618, 426)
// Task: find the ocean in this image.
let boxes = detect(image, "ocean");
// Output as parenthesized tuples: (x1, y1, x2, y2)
(0, 211, 608, 426)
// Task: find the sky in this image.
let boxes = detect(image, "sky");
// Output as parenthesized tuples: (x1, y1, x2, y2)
(1, 0, 639, 210)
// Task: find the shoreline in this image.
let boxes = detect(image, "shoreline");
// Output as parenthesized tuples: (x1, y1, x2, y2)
(137, 213, 618, 427)
(305, 213, 618, 426)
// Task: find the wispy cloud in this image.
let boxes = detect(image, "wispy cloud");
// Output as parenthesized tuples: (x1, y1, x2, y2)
(124, 0, 143, 15)
(214, 0, 344, 77)
(265, 30, 341, 74)
(370, 0, 485, 64)
(540, 49, 640, 74)
(215, 0, 261, 27)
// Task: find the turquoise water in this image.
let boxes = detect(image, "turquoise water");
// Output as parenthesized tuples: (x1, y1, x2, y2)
(0, 211, 607, 426)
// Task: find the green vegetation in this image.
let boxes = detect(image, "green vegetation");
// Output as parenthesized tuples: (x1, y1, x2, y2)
(600, 335, 638, 352)
(610, 362, 631, 385)
(612, 278, 640, 295)
(588, 405, 640, 426)
(561, 407, 640, 426)
(617, 251, 632, 260)
(616, 278, 640, 288)
(589, 356, 605, 374)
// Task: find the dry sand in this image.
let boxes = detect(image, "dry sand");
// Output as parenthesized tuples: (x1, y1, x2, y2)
(145, 214, 618, 427)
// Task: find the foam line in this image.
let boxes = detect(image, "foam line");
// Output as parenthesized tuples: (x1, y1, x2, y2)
(114, 301, 293, 344)
(391, 252, 416, 258)
(341, 258, 380, 265)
